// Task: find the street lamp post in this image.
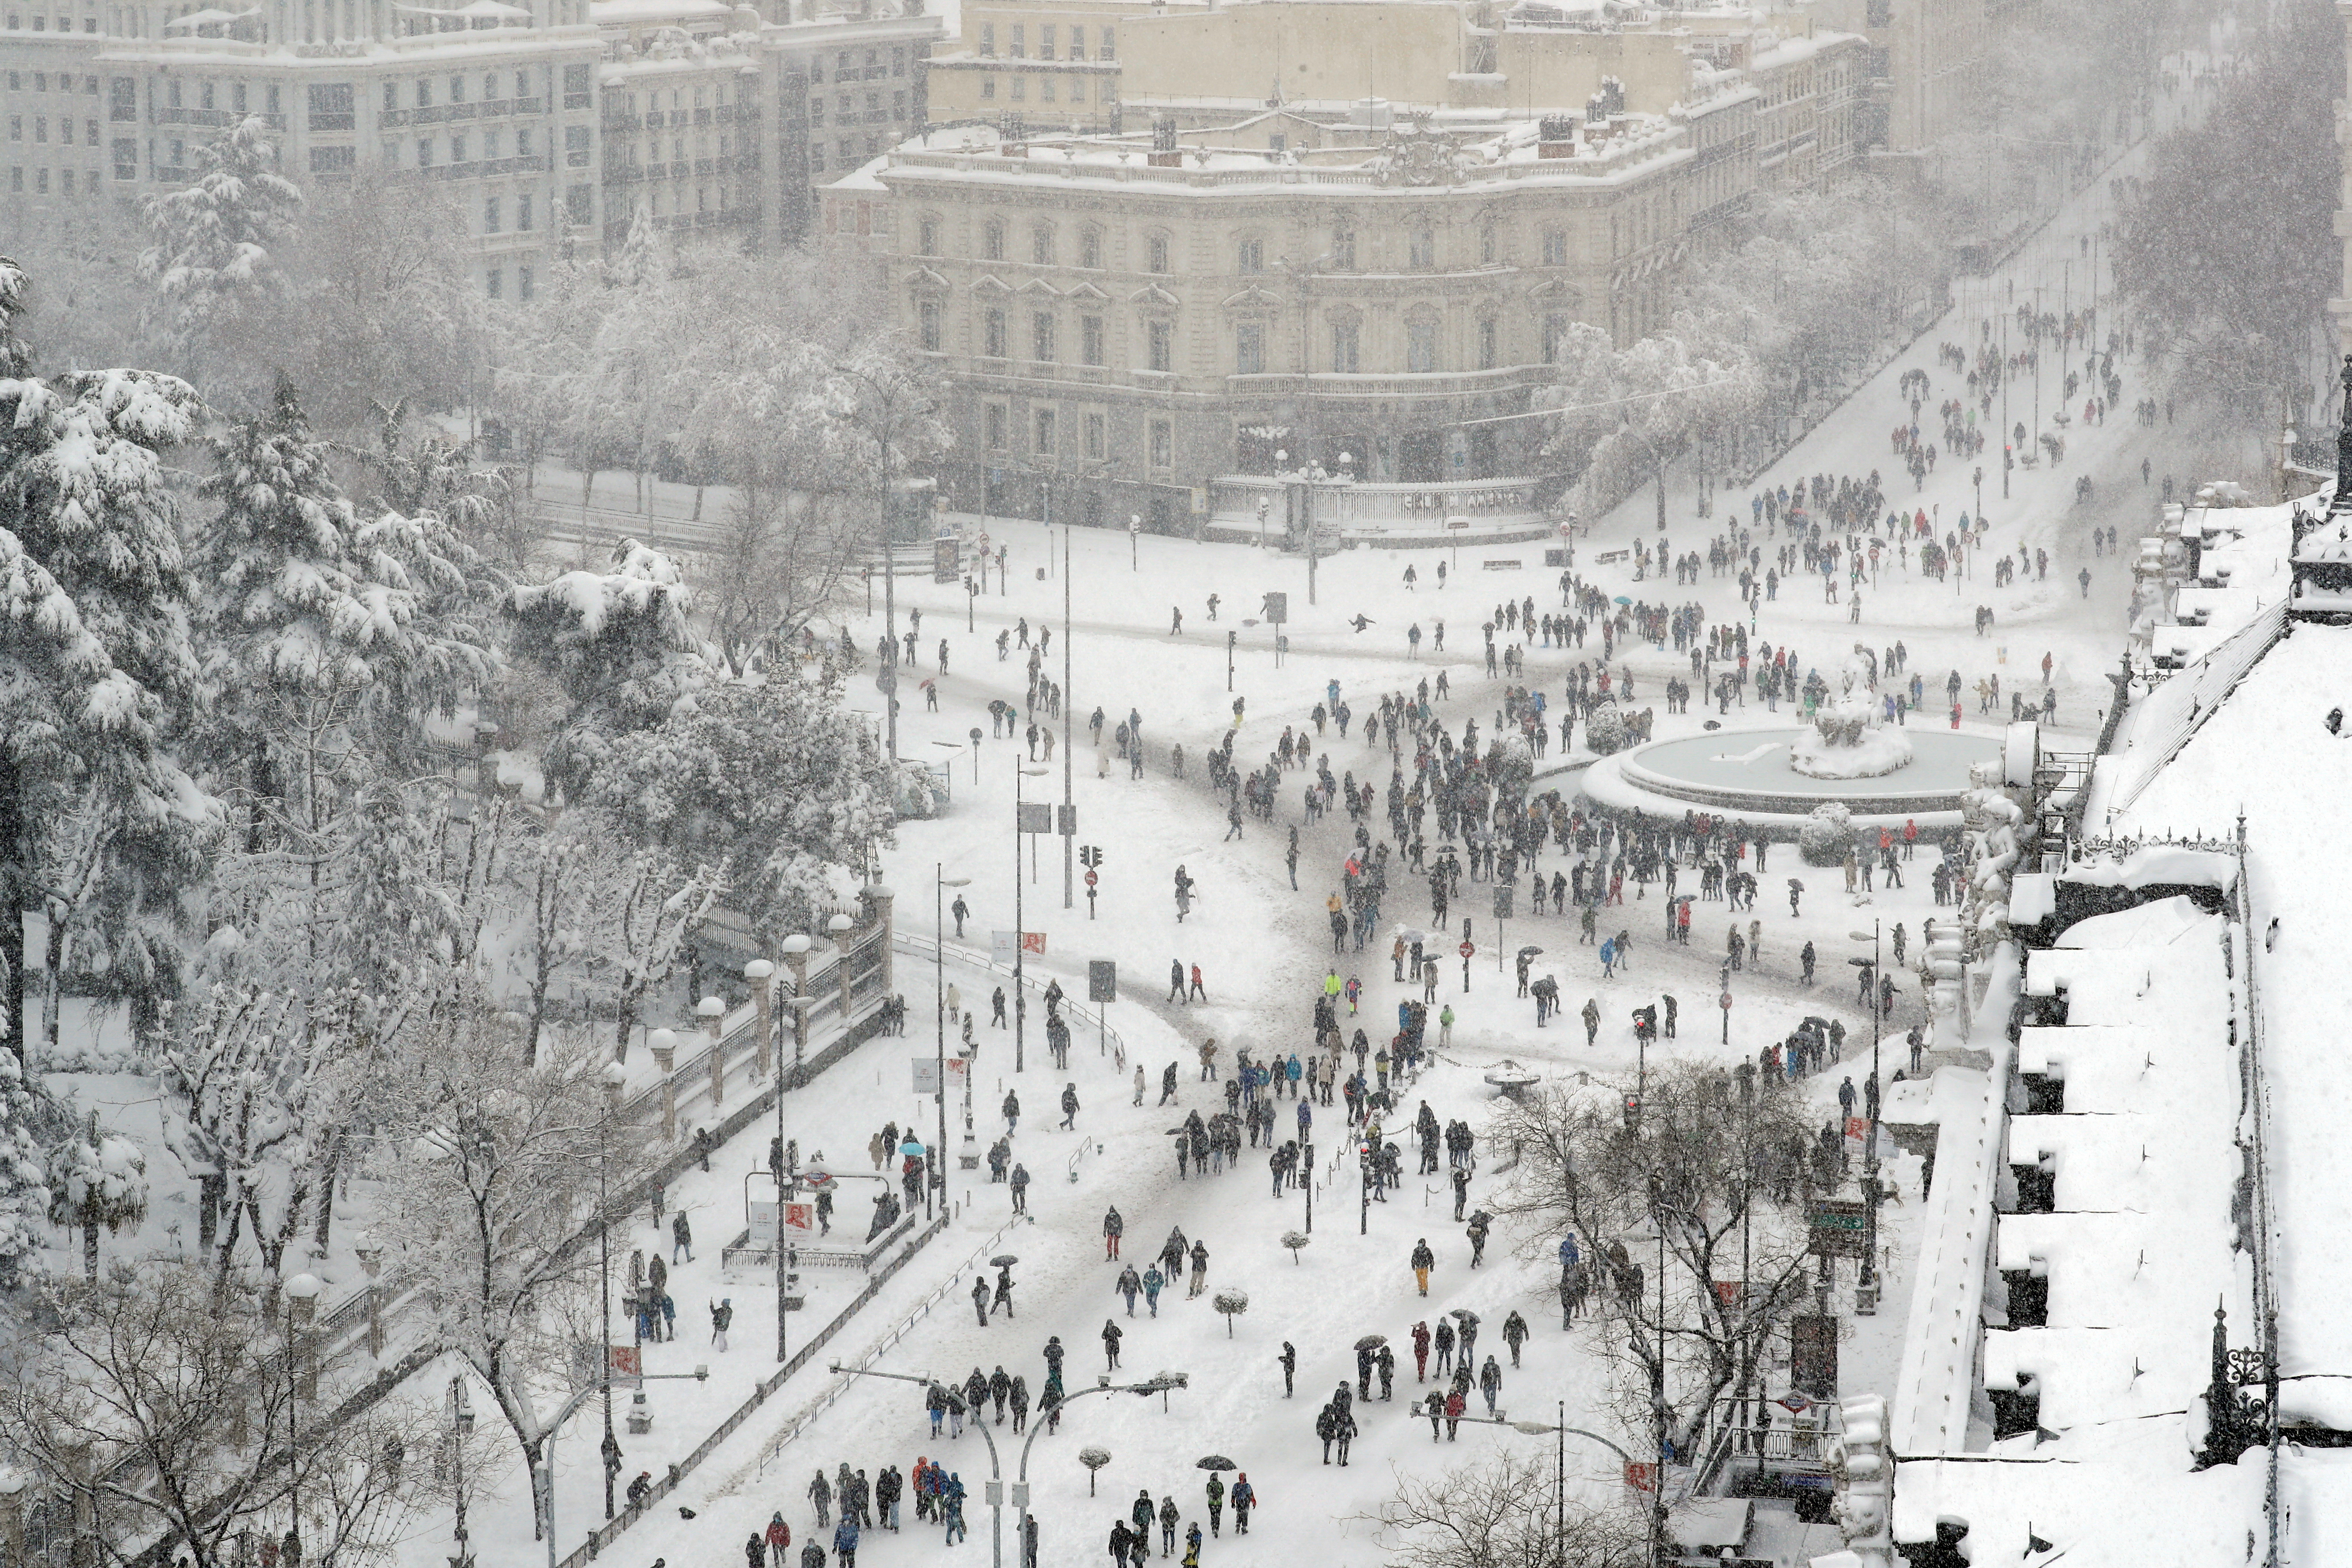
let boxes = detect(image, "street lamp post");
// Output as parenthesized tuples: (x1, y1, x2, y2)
(832, 1363, 1187, 1568)
(597, 1059, 628, 1519)
(1062, 522, 1074, 912)
(938, 869, 973, 1210)
(779, 989, 815, 1359)
(1015, 766, 1049, 1074)
(448, 1376, 478, 1568)
(1850, 925, 1885, 1310)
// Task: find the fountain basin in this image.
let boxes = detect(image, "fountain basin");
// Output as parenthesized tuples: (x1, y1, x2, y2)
(1578, 725, 2003, 836)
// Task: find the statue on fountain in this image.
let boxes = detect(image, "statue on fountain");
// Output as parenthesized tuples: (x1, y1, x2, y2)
(1788, 657, 1915, 780)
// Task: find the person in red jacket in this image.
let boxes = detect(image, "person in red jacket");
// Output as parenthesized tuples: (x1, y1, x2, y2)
(1444, 1388, 1466, 1440)
(1412, 1321, 1431, 1381)
(766, 1512, 793, 1566)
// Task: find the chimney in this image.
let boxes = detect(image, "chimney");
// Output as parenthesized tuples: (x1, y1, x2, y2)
(1537, 113, 1577, 158)
(1148, 114, 1180, 166)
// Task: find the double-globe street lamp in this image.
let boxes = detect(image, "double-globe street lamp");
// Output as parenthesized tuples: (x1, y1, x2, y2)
(830, 1363, 1188, 1568)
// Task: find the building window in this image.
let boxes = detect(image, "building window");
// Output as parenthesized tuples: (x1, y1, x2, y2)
(983, 219, 1004, 260)
(1008, 23, 1023, 57)
(1034, 407, 1055, 454)
(1080, 315, 1102, 366)
(919, 298, 940, 351)
(1480, 224, 1495, 264)
(1078, 227, 1100, 269)
(1542, 313, 1568, 364)
(1038, 24, 1054, 59)
(484, 195, 501, 233)
(1148, 419, 1170, 469)
(978, 21, 993, 55)
(1236, 236, 1262, 273)
(983, 307, 1007, 358)
(1234, 321, 1263, 376)
(1330, 318, 1359, 374)
(568, 184, 592, 225)
(1084, 412, 1105, 459)
(1542, 229, 1567, 266)
(1409, 229, 1435, 269)
(450, 132, 466, 163)
(518, 193, 533, 231)
(918, 215, 938, 254)
(486, 267, 502, 300)
(566, 124, 590, 166)
(981, 77, 995, 101)
(1069, 25, 1084, 58)
(1145, 234, 1168, 274)
(1407, 318, 1438, 373)
(1010, 74, 1024, 101)
(1478, 317, 1496, 370)
(416, 138, 432, 167)
(1031, 223, 1054, 265)
(1100, 25, 1115, 58)
(1031, 311, 1055, 362)
(985, 404, 1007, 449)
(519, 266, 534, 302)
(1146, 320, 1171, 373)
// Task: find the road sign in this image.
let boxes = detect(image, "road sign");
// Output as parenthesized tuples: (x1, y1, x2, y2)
(1720, 991, 1733, 1009)
(912, 1057, 942, 1094)
(1058, 803, 1078, 835)
(1262, 591, 1288, 624)
(1807, 1199, 1869, 1258)
(1088, 960, 1117, 1002)
(1084, 869, 1099, 888)
(1458, 940, 1475, 959)
(609, 1345, 643, 1385)
(1016, 802, 1052, 833)
(1492, 885, 1513, 920)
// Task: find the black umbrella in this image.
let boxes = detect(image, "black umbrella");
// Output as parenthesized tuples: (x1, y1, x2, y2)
(1787, 878, 1806, 890)
(1449, 1308, 1481, 1326)
(1354, 1333, 1388, 1352)
(1518, 945, 1545, 958)
(1467, 1211, 1492, 1228)
(1196, 1456, 1237, 1472)
(990, 1254, 1020, 1268)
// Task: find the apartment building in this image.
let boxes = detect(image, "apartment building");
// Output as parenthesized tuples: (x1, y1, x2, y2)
(0, 0, 938, 288)
(825, 100, 1745, 531)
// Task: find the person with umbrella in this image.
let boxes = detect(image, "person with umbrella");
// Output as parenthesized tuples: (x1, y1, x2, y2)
(1203, 1471, 1225, 1536)
(1454, 1308, 1481, 1366)
(991, 1259, 1017, 1319)
(1355, 1340, 1376, 1400)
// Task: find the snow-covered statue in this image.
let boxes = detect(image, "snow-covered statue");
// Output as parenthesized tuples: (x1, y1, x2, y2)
(1788, 655, 1913, 780)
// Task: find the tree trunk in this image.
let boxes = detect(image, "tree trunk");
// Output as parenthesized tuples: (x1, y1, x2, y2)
(40, 898, 67, 1059)
(614, 996, 635, 1066)
(313, 1145, 339, 1251)
(83, 1217, 98, 1279)
(0, 748, 23, 1066)
(1654, 459, 1668, 533)
(198, 1171, 223, 1252)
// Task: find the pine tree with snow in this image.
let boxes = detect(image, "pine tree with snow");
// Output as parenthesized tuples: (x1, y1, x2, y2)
(48, 1107, 148, 1279)
(0, 254, 215, 1066)
(506, 538, 710, 798)
(138, 115, 303, 394)
(0, 1051, 67, 1287)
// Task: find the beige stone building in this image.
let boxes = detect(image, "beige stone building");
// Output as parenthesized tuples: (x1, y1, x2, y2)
(0, 0, 938, 292)
(825, 97, 1773, 532)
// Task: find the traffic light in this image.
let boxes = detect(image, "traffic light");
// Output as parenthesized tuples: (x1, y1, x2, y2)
(1622, 1094, 1642, 1131)
(1079, 845, 1104, 868)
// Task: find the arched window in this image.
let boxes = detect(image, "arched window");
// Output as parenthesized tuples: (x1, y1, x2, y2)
(982, 219, 1005, 260)
(1078, 226, 1102, 269)
(1031, 221, 1055, 266)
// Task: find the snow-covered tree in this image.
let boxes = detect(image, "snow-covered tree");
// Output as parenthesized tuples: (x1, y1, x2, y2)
(567, 833, 720, 1066)
(0, 1260, 429, 1568)
(376, 1006, 648, 1541)
(1486, 1063, 1822, 1460)
(0, 1050, 67, 1285)
(505, 538, 711, 798)
(138, 115, 303, 397)
(591, 673, 894, 948)
(0, 254, 216, 1067)
(155, 983, 366, 1289)
(1537, 320, 1762, 529)
(48, 1106, 149, 1278)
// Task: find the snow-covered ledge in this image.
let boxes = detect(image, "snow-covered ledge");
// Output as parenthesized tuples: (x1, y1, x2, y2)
(1887, 940, 2023, 1458)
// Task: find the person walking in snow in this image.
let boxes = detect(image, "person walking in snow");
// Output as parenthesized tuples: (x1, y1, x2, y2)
(1102, 1206, 1123, 1260)
(1411, 1237, 1435, 1296)
(1061, 1083, 1081, 1129)
(1188, 1239, 1209, 1297)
